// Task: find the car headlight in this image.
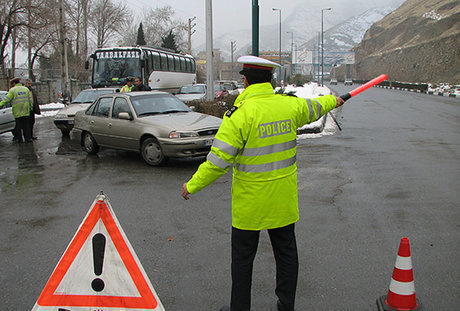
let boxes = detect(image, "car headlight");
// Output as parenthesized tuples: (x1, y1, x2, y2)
(55, 114, 66, 119)
(169, 131, 199, 138)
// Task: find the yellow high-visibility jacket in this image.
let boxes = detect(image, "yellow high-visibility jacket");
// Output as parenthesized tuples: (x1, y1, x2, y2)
(120, 84, 133, 92)
(186, 82, 338, 230)
(0, 83, 32, 118)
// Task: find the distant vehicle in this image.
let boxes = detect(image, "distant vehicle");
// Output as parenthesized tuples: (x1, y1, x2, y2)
(86, 46, 196, 93)
(73, 92, 222, 166)
(330, 78, 338, 85)
(214, 83, 229, 99)
(53, 88, 118, 135)
(216, 80, 240, 96)
(0, 91, 15, 135)
(344, 78, 353, 85)
(175, 84, 207, 103)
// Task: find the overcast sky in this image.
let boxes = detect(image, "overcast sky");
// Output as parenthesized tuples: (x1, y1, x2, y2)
(128, 0, 405, 49)
(129, 0, 302, 46)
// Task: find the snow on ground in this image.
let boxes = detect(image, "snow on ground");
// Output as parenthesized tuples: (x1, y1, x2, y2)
(428, 83, 460, 96)
(277, 82, 340, 139)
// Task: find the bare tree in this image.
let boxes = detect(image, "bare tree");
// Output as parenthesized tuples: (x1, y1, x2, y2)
(66, 0, 91, 57)
(88, 0, 131, 48)
(21, 0, 58, 80)
(0, 0, 28, 76)
(122, 6, 187, 52)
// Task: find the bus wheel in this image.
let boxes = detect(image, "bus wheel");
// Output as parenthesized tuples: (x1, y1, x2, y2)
(141, 138, 165, 166)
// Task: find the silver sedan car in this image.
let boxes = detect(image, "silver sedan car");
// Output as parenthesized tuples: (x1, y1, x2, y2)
(0, 90, 15, 135)
(73, 92, 222, 166)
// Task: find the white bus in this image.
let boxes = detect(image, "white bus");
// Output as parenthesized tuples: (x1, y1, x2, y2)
(86, 46, 196, 92)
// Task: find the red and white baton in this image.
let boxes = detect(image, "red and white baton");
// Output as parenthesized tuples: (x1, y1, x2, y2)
(340, 74, 388, 101)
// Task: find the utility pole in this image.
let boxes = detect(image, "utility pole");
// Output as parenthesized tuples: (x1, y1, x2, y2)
(59, 0, 69, 101)
(321, 7, 331, 86)
(252, 0, 259, 56)
(10, 14, 17, 80)
(27, 0, 32, 80)
(83, 0, 88, 58)
(272, 8, 282, 84)
(188, 17, 196, 55)
(205, 0, 214, 101)
(287, 31, 294, 77)
(231, 41, 236, 80)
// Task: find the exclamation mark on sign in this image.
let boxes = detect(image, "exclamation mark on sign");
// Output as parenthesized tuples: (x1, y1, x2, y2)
(91, 233, 106, 292)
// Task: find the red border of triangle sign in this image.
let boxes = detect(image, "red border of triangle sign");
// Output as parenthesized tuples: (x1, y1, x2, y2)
(32, 193, 165, 310)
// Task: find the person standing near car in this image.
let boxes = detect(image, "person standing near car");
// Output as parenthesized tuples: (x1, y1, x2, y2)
(0, 78, 33, 143)
(132, 76, 151, 91)
(181, 55, 345, 311)
(120, 76, 134, 92)
(25, 79, 41, 140)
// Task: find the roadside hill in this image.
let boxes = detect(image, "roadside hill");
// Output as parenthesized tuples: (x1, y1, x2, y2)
(351, 0, 460, 84)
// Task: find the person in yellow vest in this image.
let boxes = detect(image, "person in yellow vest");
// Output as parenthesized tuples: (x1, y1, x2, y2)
(181, 55, 345, 311)
(120, 76, 134, 92)
(0, 77, 33, 143)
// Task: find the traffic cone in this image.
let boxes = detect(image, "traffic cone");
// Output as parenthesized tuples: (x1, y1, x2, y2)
(377, 237, 422, 311)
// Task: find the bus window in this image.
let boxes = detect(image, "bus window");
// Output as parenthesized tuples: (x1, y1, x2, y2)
(180, 57, 186, 72)
(153, 52, 161, 71)
(146, 52, 153, 74)
(167, 54, 174, 71)
(186, 58, 193, 73)
(174, 56, 181, 72)
(160, 53, 168, 71)
(191, 59, 196, 73)
(185, 59, 190, 72)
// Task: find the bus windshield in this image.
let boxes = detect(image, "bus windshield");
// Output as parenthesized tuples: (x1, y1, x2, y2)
(93, 51, 141, 87)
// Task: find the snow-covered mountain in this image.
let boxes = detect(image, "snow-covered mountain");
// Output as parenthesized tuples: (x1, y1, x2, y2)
(299, 7, 397, 52)
(197, 0, 405, 61)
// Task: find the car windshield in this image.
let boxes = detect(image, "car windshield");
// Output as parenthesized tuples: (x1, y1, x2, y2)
(93, 54, 141, 86)
(131, 94, 192, 117)
(178, 85, 205, 94)
(72, 89, 114, 104)
(223, 83, 234, 91)
(214, 84, 224, 91)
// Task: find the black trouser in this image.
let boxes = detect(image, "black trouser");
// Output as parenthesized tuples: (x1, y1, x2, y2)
(29, 113, 36, 137)
(231, 223, 298, 311)
(15, 116, 31, 142)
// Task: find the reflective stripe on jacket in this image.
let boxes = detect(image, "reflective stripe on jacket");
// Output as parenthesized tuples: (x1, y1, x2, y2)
(186, 82, 337, 230)
(0, 83, 32, 118)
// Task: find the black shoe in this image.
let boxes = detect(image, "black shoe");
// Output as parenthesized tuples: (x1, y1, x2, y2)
(219, 306, 230, 311)
(277, 300, 294, 311)
(31, 136, 37, 140)
(25, 139, 33, 143)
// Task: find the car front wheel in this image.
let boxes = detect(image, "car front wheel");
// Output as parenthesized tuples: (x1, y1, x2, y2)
(83, 132, 99, 154)
(141, 138, 165, 166)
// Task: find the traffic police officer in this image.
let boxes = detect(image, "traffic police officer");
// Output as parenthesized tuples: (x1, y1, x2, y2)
(120, 76, 134, 92)
(0, 77, 33, 142)
(181, 56, 345, 311)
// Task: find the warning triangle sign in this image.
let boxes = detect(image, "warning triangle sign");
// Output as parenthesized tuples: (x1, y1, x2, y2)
(32, 193, 165, 311)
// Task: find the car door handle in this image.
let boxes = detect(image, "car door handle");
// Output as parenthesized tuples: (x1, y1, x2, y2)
(108, 123, 112, 128)
(90, 120, 95, 124)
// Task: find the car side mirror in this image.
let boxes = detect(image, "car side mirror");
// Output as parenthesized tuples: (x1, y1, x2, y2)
(118, 112, 133, 120)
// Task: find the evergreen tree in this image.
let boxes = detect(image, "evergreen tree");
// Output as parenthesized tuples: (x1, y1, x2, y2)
(136, 22, 147, 46)
(161, 30, 179, 52)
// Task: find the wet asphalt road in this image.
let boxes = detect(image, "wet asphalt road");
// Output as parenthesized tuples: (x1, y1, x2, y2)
(0, 86, 459, 310)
